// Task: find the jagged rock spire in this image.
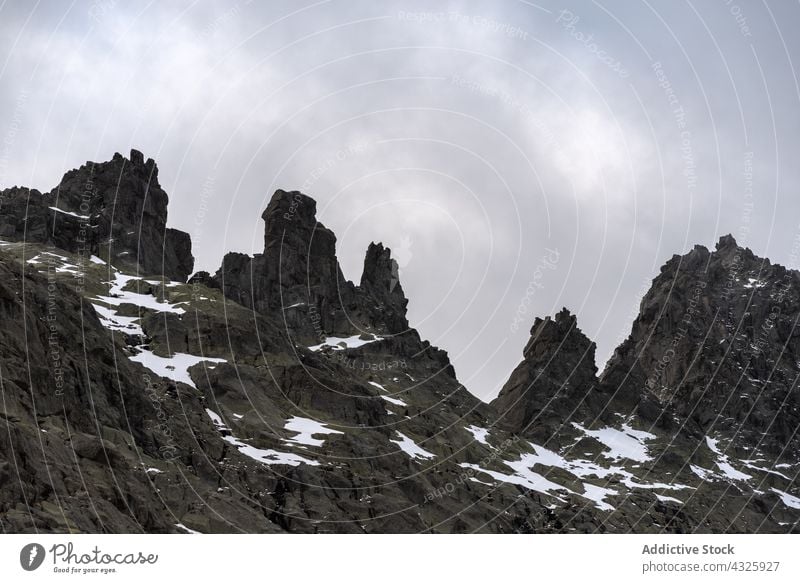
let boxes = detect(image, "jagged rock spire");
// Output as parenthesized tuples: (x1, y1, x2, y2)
(491, 307, 602, 441)
(0, 149, 193, 280)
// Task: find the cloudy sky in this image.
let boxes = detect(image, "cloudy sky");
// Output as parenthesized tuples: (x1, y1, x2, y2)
(2, 0, 799, 401)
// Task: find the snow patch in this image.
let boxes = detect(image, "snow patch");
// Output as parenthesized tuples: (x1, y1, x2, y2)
(205, 409, 319, 467)
(49, 206, 90, 220)
(572, 423, 655, 462)
(465, 425, 491, 445)
(96, 272, 186, 314)
(144, 279, 181, 288)
(744, 277, 766, 289)
(391, 432, 435, 460)
(582, 483, 617, 511)
(91, 303, 144, 336)
(771, 488, 800, 510)
(705, 437, 752, 481)
(690, 464, 717, 481)
(381, 395, 408, 407)
(510, 442, 691, 492)
(461, 463, 570, 501)
(129, 350, 225, 389)
(27, 252, 82, 276)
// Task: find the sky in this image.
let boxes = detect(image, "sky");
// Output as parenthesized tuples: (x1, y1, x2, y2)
(1, 0, 799, 401)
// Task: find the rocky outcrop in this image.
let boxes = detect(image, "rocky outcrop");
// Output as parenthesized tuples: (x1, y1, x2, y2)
(491, 308, 605, 443)
(601, 235, 800, 454)
(212, 189, 413, 343)
(2, 151, 799, 534)
(0, 150, 194, 281)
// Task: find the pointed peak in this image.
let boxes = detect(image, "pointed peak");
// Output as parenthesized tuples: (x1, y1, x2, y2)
(361, 241, 402, 295)
(554, 306, 576, 325)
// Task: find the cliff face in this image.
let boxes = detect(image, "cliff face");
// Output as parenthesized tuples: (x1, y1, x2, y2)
(1, 153, 799, 533)
(0, 150, 194, 281)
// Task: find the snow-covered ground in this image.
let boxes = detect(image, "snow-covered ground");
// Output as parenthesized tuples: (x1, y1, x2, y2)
(129, 350, 225, 389)
(391, 432, 435, 460)
(582, 483, 617, 511)
(27, 251, 82, 276)
(771, 488, 800, 510)
(96, 272, 186, 314)
(462, 435, 694, 512)
(705, 436, 752, 481)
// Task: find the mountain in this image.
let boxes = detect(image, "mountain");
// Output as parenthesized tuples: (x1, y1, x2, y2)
(0, 150, 193, 281)
(0, 150, 798, 533)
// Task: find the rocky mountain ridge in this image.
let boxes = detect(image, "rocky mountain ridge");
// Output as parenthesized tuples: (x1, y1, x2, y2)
(0, 150, 798, 533)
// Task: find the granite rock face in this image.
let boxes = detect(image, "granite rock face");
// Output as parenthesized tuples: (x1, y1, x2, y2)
(212, 190, 411, 343)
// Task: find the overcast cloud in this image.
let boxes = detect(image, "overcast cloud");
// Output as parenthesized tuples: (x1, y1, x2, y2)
(2, 0, 799, 400)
